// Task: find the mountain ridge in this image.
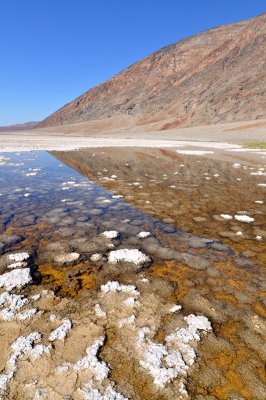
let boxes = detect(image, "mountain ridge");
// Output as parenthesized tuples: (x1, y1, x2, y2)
(38, 13, 266, 130)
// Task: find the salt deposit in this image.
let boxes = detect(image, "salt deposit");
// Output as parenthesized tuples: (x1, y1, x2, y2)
(101, 281, 139, 295)
(49, 319, 72, 342)
(137, 231, 151, 239)
(74, 337, 109, 381)
(94, 304, 106, 318)
(101, 231, 119, 239)
(8, 252, 30, 262)
(108, 249, 150, 265)
(220, 214, 233, 220)
(0, 268, 32, 291)
(234, 215, 255, 223)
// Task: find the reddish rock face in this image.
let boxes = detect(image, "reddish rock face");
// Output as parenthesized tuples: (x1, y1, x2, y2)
(38, 13, 266, 130)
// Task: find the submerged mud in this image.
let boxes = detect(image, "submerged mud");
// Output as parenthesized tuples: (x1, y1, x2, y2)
(0, 150, 265, 399)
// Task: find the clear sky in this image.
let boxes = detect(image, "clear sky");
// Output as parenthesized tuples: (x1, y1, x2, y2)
(0, 0, 264, 125)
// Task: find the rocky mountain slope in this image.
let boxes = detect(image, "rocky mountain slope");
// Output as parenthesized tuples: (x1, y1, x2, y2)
(0, 122, 39, 132)
(38, 13, 266, 130)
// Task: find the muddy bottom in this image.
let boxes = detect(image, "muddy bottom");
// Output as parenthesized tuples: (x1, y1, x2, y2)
(0, 149, 265, 400)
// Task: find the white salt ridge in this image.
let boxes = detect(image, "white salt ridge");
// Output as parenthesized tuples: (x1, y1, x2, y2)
(137, 231, 151, 239)
(101, 231, 119, 239)
(0, 292, 28, 310)
(95, 304, 106, 318)
(137, 327, 186, 388)
(30, 344, 51, 359)
(7, 261, 27, 269)
(8, 252, 30, 262)
(74, 337, 108, 381)
(220, 214, 233, 220)
(0, 308, 37, 321)
(49, 319, 72, 342)
(232, 163, 241, 168)
(31, 293, 41, 301)
(0, 332, 48, 393)
(138, 314, 212, 388)
(234, 215, 254, 223)
(255, 200, 264, 204)
(101, 281, 139, 295)
(0, 268, 32, 291)
(258, 183, 266, 187)
(108, 249, 150, 265)
(169, 305, 182, 313)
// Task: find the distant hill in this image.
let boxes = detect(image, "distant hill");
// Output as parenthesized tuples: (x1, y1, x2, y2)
(0, 122, 39, 132)
(38, 13, 266, 130)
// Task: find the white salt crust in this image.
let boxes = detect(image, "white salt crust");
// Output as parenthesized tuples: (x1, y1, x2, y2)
(100, 281, 139, 295)
(137, 314, 212, 388)
(108, 249, 150, 265)
(101, 231, 119, 239)
(49, 319, 72, 342)
(94, 304, 106, 318)
(8, 252, 30, 262)
(234, 215, 255, 223)
(137, 231, 151, 239)
(220, 214, 233, 220)
(0, 332, 51, 393)
(0, 291, 39, 321)
(0, 268, 32, 291)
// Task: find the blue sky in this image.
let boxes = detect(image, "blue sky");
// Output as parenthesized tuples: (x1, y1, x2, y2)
(0, 1, 264, 125)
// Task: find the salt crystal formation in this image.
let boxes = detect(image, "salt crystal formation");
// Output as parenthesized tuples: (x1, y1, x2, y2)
(0, 332, 50, 394)
(101, 231, 119, 239)
(220, 214, 233, 220)
(108, 249, 150, 265)
(234, 215, 255, 223)
(0, 268, 32, 291)
(137, 231, 151, 239)
(137, 314, 211, 388)
(101, 281, 139, 295)
(49, 319, 72, 342)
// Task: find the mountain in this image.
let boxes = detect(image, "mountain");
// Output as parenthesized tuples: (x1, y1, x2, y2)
(38, 13, 266, 130)
(0, 121, 39, 132)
